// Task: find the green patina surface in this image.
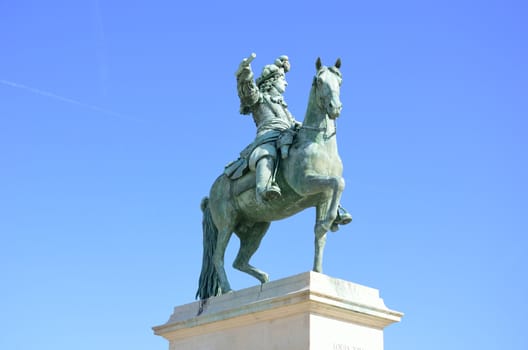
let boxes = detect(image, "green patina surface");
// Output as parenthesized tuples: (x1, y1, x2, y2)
(197, 55, 352, 300)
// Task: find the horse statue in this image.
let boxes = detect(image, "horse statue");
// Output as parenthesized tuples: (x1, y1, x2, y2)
(197, 57, 346, 300)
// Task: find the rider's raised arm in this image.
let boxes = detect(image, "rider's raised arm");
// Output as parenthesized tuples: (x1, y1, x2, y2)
(236, 54, 259, 115)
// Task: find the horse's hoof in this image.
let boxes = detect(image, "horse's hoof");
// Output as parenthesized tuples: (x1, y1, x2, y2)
(332, 213, 352, 225)
(334, 207, 352, 225)
(338, 213, 353, 225)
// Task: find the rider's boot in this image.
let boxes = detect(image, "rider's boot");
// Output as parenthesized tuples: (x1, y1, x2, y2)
(330, 205, 353, 232)
(256, 156, 281, 202)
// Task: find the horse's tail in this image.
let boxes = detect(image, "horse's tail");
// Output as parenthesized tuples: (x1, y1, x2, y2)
(196, 197, 222, 300)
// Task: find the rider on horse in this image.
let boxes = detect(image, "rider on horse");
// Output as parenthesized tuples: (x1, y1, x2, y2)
(235, 55, 298, 202)
(233, 54, 352, 229)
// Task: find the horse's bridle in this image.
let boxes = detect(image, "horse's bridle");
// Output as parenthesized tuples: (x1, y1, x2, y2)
(300, 67, 341, 139)
(301, 119, 337, 140)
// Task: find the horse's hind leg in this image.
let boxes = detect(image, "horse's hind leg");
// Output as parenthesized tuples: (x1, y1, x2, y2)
(233, 222, 270, 284)
(213, 227, 234, 294)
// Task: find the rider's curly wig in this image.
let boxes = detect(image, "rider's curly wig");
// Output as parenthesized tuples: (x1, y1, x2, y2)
(258, 73, 284, 93)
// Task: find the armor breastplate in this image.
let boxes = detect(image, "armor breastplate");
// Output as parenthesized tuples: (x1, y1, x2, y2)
(252, 95, 293, 135)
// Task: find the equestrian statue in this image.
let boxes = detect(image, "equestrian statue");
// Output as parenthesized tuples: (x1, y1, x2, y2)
(197, 54, 352, 300)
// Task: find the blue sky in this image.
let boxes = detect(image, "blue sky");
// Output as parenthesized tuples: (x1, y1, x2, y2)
(1, 1, 526, 349)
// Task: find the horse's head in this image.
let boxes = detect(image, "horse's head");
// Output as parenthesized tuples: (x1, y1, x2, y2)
(314, 57, 343, 119)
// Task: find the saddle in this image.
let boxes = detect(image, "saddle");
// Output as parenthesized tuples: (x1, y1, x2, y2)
(224, 128, 297, 180)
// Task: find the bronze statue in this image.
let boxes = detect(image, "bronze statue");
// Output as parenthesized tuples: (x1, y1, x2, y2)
(230, 54, 300, 202)
(197, 56, 352, 300)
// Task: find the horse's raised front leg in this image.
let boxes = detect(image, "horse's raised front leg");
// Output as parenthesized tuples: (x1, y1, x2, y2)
(213, 228, 233, 294)
(297, 174, 345, 231)
(293, 174, 344, 273)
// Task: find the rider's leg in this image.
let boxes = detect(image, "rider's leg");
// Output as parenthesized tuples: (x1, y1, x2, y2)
(256, 156, 281, 201)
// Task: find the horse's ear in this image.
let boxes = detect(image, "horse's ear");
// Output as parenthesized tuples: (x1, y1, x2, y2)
(335, 58, 341, 69)
(316, 57, 322, 71)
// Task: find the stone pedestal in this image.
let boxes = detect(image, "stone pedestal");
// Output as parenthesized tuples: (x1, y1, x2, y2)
(153, 272, 403, 350)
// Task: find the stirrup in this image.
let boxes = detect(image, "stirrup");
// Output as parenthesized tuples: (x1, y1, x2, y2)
(333, 205, 352, 226)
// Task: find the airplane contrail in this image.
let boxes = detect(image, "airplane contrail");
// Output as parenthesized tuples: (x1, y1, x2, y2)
(0, 79, 139, 121)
